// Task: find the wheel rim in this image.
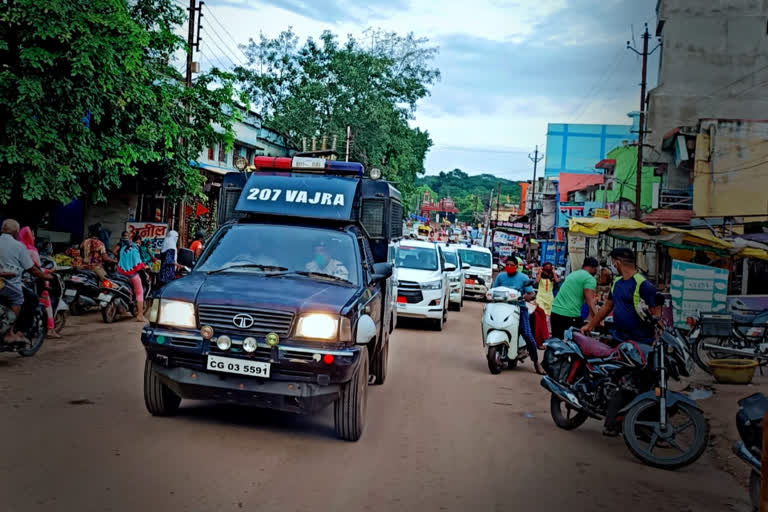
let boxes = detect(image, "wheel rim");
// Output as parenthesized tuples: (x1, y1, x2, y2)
(24, 311, 46, 352)
(54, 312, 66, 334)
(626, 401, 703, 465)
(697, 337, 740, 367)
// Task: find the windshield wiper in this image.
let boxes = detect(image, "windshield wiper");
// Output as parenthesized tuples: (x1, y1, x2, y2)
(207, 264, 288, 275)
(288, 270, 354, 285)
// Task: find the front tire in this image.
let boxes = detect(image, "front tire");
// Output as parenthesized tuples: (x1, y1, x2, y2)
(101, 302, 117, 323)
(334, 346, 368, 441)
(487, 345, 504, 374)
(432, 309, 445, 331)
(143, 358, 181, 416)
(54, 311, 67, 336)
(550, 395, 588, 430)
(622, 399, 709, 470)
(370, 335, 388, 386)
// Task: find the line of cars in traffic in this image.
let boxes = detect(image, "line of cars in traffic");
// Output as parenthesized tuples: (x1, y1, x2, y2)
(390, 239, 492, 329)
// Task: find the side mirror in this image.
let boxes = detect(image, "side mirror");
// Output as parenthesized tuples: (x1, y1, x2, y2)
(462, 263, 470, 270)
(444, 263, 456, 272)
(371, 262, 393, 281)
(177, 248, 194, 268)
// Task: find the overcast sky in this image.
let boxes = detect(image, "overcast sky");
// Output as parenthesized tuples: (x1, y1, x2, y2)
(192, 0, 660, 180)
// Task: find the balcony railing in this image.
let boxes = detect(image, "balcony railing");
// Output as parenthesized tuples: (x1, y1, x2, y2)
(659, 188, 693, 209)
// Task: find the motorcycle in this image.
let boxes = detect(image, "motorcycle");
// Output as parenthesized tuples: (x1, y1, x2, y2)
(40, 256, 68, 335)
(690, 304, 768, 373)
(733, 392, 768, 511)
(540, 326, 709, 470)
(99, 271, 151, 323)
(482, 285, 535, 374)
(0, 274, 49, 357)
(63, 268, 102, 316)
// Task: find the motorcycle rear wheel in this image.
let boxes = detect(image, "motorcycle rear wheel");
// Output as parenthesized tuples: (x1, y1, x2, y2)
(487, 345, 504, 374)
(550, 395, 588, 430)
(54, 311, 67, 336)
(18, 310, 47, 357)
(693, 336, 748, 374)
(622, 399, 709, 470)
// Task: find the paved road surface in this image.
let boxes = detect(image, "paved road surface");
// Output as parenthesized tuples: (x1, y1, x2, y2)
(0, 302, 750, 511)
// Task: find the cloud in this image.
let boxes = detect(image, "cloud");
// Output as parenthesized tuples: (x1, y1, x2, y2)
(209, 0, 408, 24)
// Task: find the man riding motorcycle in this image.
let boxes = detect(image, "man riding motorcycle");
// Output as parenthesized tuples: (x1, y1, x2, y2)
(492, 258, 543, 375)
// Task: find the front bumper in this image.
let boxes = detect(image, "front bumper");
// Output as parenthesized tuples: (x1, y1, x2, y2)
(449, 285, 462, 304)
(396, 301, 443, 320)
(464, 283, 489, 296)
(141, 327, 363, 413)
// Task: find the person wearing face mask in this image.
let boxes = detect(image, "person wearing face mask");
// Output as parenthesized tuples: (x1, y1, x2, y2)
(581, 247, 662, 436)
(491, 258, 543, 374)
(306, 242, 349, 281)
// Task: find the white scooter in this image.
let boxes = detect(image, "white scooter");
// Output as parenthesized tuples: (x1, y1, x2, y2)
(482, 285, 536, 374)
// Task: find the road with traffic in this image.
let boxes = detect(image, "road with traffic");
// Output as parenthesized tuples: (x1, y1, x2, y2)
(0, 302, 751, 511)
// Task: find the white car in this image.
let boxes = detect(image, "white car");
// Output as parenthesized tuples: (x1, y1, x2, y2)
(457, 245, 493, 299)
(439, 243, 469, 311)
(394, 240, 453, 330)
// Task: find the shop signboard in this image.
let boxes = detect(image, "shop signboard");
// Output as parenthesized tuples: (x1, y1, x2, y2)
(670, 260, 729, 328)
(498, 245, 513, 257)
(594, 208, 610, 218)
(126, 222, 168, 253)
(557, 201, 603, 228)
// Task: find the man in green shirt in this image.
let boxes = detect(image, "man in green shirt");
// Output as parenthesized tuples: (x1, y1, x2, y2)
(550, 257, 599, 339)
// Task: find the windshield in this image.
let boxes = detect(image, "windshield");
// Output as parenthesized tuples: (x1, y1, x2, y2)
(196, 224, 359, 285)
(443, 251, 458, 266)
(396, 246, 438, 271)
(458, 249, 491, 269)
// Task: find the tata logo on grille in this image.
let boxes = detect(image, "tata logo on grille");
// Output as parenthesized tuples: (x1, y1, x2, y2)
(232, 313, 255, 329)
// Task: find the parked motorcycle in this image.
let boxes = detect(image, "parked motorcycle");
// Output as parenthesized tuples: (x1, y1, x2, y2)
(482, 285, 534, 374)
(0, 274, 48, 356)
(690, 305, 768, 373)
(734, 392, 767, 511)
(99, 271, 151, 323)
(540, 326, 708, 469)
(63, 269, 102, 316)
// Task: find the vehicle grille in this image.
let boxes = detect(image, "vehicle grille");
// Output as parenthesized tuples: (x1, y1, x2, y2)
(397, 280, 423, 304)
(170, 354, 206, 369)
(361, 199, 385, 238)
(197, 304, 294, 336)
(390, 202, 403, 238)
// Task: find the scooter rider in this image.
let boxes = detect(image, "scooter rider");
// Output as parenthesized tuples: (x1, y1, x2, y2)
(581, 247, 662, 436)
(492, 258, 544, 374)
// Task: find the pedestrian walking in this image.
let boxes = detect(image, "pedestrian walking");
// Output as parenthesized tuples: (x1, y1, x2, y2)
(549, 257, 599, 339)
(17, 227, 58, 338)
(535, 261, 558, 316)
(158, 230, 180, 286)
(116, 235, 146, 322)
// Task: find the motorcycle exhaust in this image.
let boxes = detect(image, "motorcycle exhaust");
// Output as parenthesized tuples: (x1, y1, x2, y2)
(540, 376, 584, 410)
(703, 343, 759, 358)
(733, 441, 762, 472)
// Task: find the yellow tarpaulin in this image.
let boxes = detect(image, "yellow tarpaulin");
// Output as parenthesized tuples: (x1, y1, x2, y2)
(568, 218, 768, 260)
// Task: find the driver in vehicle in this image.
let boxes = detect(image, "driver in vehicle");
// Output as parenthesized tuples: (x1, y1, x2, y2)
(492, 258, 543, 374)
(306, 242, 349, 281)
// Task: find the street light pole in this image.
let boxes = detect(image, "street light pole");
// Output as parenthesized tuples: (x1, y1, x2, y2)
(528, 145, 544, 237)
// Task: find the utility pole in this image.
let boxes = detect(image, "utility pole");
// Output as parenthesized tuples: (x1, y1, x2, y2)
(185, 0, 197, 87)
(627, 24, 661, 220)
(482, 187, 495, 248)
(528, 145, 544, 237)
(345, 126, 351, 162)
(180, 0, 202, 245)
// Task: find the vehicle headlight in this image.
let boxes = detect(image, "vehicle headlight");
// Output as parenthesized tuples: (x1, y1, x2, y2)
(158, 300, 196, 329)
(421, 279, 442, 290)
(295, 313, 339, 340)
(449, 275, 460, 283)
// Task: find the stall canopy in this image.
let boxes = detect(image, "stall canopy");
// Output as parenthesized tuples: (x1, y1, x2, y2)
(568, 218, 768, 260)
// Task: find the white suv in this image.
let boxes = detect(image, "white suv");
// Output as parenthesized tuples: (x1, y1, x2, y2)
(394, 240, 453, 330)
(457, 245, 493, 299)
(439, 243, 468, 311)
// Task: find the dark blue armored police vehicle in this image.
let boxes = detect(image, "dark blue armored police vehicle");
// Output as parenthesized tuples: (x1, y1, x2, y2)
(141, 156, 402, 441)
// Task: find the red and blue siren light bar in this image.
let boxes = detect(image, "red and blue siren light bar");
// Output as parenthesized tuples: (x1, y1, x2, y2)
(252, 156, 364, 177)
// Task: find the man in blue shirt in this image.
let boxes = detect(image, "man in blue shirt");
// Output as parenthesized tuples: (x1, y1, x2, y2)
(491, 259, 542, 374)
(582, 247, 661, 436)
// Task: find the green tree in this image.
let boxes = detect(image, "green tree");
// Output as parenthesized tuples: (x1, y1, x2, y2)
(0, 0, 242, 204)
(236, 28, 439, 208)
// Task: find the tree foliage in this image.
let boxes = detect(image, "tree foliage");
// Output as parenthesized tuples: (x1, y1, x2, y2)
(416, 169, 521, 223)
(236, 28, 439, 206)
(0, 0, 243, 204)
